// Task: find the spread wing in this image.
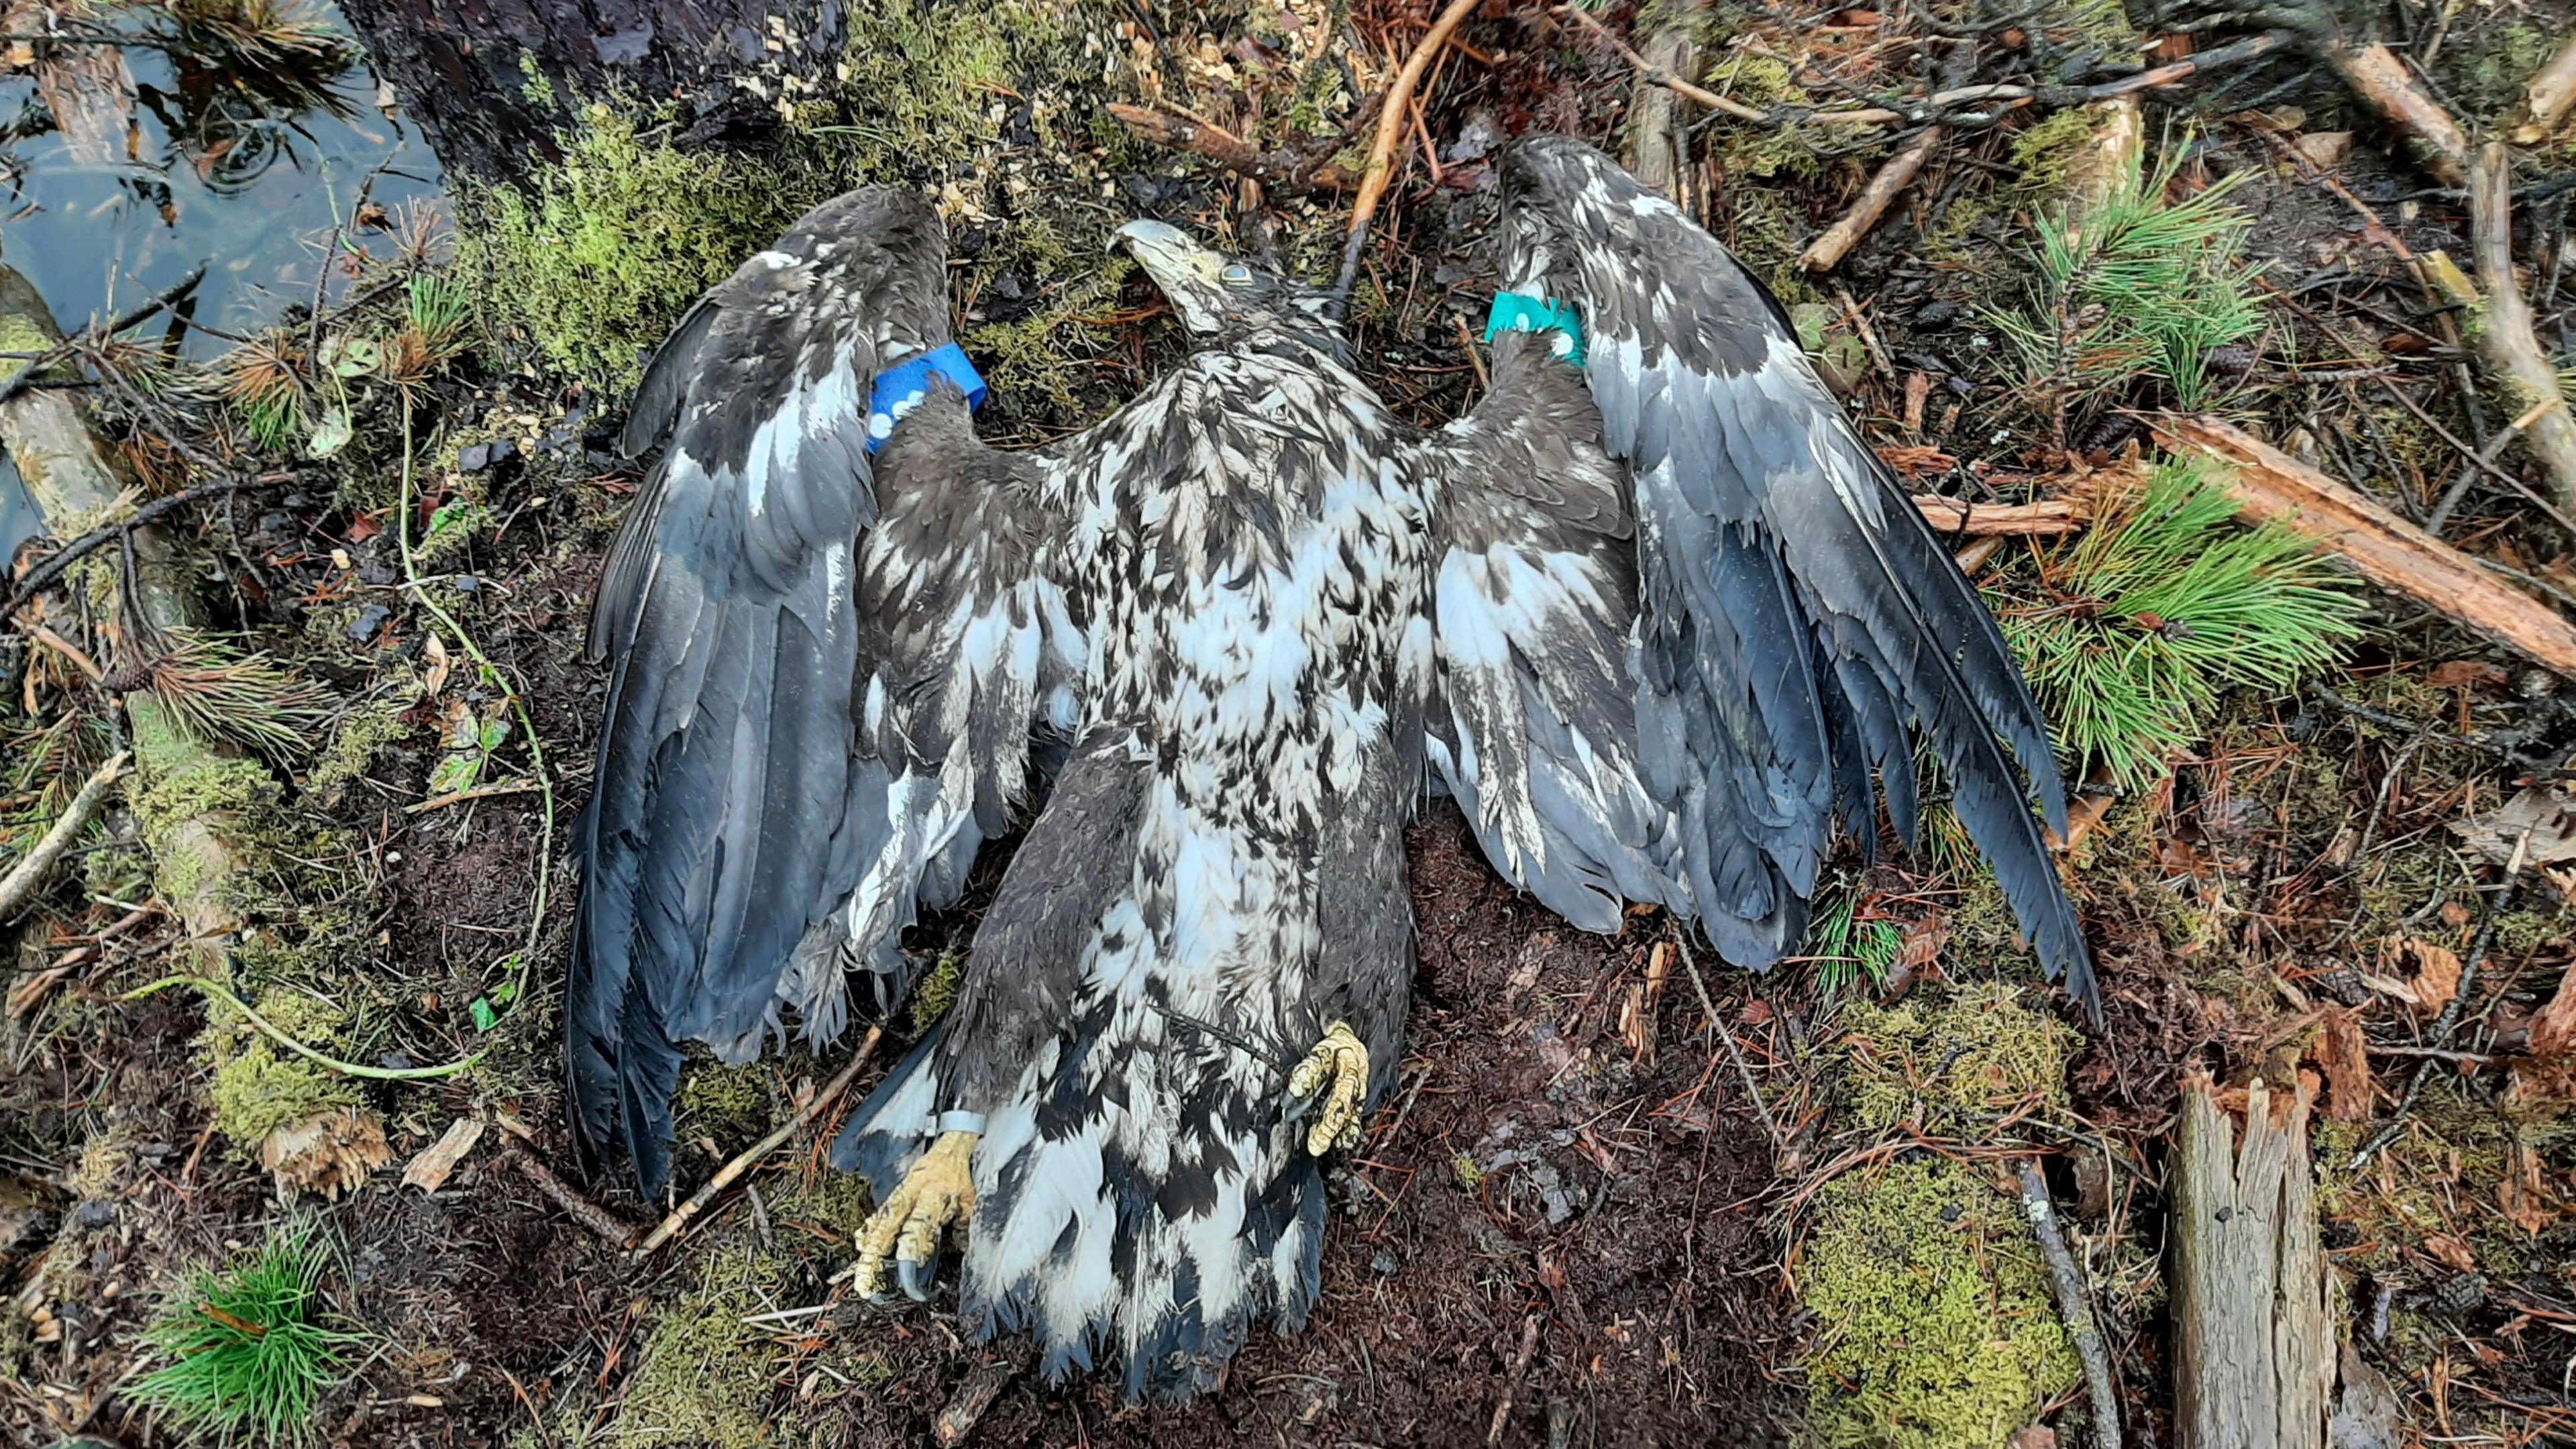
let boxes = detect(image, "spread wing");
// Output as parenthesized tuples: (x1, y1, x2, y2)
(570, 187, 1085, 1195)
(1430, 135, 2092, 1011)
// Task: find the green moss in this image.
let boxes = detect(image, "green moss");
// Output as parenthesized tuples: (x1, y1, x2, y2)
(1837, 983, 2075, 1138)
(460, 104, 798, 390)
(675, 1060, 776, 1154)
(205, 991, 363, 1146)
(307, 698, 417, 796)
(612, 1171, 885, 1447)
(1801, 1157, 2079, 1447)
(908, 951, 964, 1034)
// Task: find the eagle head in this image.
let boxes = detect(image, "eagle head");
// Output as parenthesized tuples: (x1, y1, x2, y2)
(1114, 219, 1338, 345)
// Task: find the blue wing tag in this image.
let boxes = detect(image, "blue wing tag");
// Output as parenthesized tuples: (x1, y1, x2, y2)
(1483, 292, 1585, 366)
(865, 342, 988, 454)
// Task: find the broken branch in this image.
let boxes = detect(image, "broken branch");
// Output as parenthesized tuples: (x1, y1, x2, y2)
(2415, 145, 2576, 523)
(1335, 0, 1484, 302)
(0, 749, 127, 921)
(2508, 34, 2576, 144)
(634, 1025, 884, 1256)
(1104, 103, 1362, 191)
(1802, 127, 1942, 272)
(504, 1147, 643, 1250)
(1911, 495, 2090, 535)
(2155, 414, 2576, 678)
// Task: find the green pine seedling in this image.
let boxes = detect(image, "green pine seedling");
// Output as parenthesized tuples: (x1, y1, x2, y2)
(133, 1225, 368, 1446)
(1807, 886, 1903, 998)
(1990, 143, 2268, 443)
(1994, 455, 2361, 790)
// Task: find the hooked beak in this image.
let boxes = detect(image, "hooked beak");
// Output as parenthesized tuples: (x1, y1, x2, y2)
(1114, 218, 1226, 286)
(1113, 219, 1230, 331)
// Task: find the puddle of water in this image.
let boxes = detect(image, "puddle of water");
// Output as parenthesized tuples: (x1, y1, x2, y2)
(1, 2, 443, 563)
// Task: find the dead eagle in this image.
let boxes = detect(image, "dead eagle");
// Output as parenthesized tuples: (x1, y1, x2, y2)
(568, 133, 2093, 1399)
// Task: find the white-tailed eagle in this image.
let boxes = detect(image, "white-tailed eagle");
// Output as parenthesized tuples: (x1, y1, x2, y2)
(566, 133, 2091, 1401)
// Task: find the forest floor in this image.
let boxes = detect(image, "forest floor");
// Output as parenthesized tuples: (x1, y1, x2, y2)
(7, 1, 2576, 1446)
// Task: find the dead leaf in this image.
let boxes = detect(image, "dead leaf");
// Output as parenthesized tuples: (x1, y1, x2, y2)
(2290, 130, 2353, 168)
(2008, 1430, 2057, 1449)
(2407, 938, 2463, 1014)
(2422, 1232, 2476, 1272)
(2499, 1144, 2553, 1236)
(400, 1118, 485, 1193)
(2426, 659, 2510, 691)
(2452, 787, 2576, 870)
(2059, 792, 2116, 852)
(1618, 981, 1655, 1066)
(260, 1109, 392, 1199)
(2316, 1006, 2375, 1123)
(423, 632, 452, 699)
(2528, 965, 2576, 1057)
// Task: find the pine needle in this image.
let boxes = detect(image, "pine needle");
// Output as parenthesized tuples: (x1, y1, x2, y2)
(133, 1224, 368, 1446)
(1992, 144, 2268, 433)
(1994, 457, 2361, 789)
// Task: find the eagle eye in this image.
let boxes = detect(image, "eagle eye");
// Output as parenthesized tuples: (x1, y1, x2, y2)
(1222, 264, 1253, 283)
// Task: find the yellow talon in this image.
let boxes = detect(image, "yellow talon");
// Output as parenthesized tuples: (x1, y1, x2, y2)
(1287, 1020, 1370, 1157)
(855, 1129, 978, 1301)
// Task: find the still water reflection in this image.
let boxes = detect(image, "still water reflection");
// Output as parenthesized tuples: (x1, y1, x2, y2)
(1, 1, 441, 561)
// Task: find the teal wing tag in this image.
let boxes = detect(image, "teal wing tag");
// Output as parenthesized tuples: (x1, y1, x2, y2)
(1483, 292, 1586, 366)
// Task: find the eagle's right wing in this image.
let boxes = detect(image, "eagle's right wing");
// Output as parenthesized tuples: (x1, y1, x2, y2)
(572, 189, 1085, 1197)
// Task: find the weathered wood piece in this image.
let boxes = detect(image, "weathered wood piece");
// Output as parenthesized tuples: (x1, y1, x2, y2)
(2415, 145, 2576, 522)
(2157, 414, 2576, 678)
(2171, 1071, 2332, 1449)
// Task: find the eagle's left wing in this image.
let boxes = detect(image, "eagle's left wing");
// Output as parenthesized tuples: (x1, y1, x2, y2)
(1421, 133, 2093, 1015)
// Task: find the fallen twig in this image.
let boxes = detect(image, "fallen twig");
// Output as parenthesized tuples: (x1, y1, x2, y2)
(2319, 36, 2468, 186)
(933, 1358, 1020, 1447)
(1485, 1311, 1544, 1445)
(2416, 145, 2576, 523)
(0, 262, 206, 409)
(1672, 931, 1788, 1161)
(1801, 128, 1941, 272)
(635, 1025, 884, 1256)
(2508, 34, 2576, 144)
(402, 779, 542, 814)
(2155, 414, 2576, 678)
(0, 750, 129, 921)
(1911, 494, 2089, 535)
(1104, 103, 1365, 191)
(1563, 7, 2285, 130)
(2, 476, 299, 627)
(2018, 1159, 2123, 1449)
(504, 1146, 643, 1250)
(1334, 0, 1483, 304)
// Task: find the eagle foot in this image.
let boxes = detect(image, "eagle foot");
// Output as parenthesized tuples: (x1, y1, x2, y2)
(1285, 1020, 1369, 1157)
(855, 1129, 977, 1302)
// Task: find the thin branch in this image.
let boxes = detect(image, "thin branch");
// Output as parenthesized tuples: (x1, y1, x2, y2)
(2418, 145, 2576, 523)
(2019, 1159, 2123, 1449)
(503, 1147, 643, 1250)
(0, 751, 129, 920)
(3, 476, 299, 627)
(1334, 0, 1483, 307)
(634, 1026, 885, 1255)
(1801, 127, 1941, 272)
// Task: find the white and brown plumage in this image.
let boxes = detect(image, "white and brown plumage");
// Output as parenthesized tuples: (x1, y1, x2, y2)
(568, 135, 2092, 1401)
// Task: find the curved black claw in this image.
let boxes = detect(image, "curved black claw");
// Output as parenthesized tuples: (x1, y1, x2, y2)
(898, 1246, 943, 1303)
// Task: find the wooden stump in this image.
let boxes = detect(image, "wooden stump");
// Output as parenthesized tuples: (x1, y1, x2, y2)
(2170, 1070, 2333, 1449)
